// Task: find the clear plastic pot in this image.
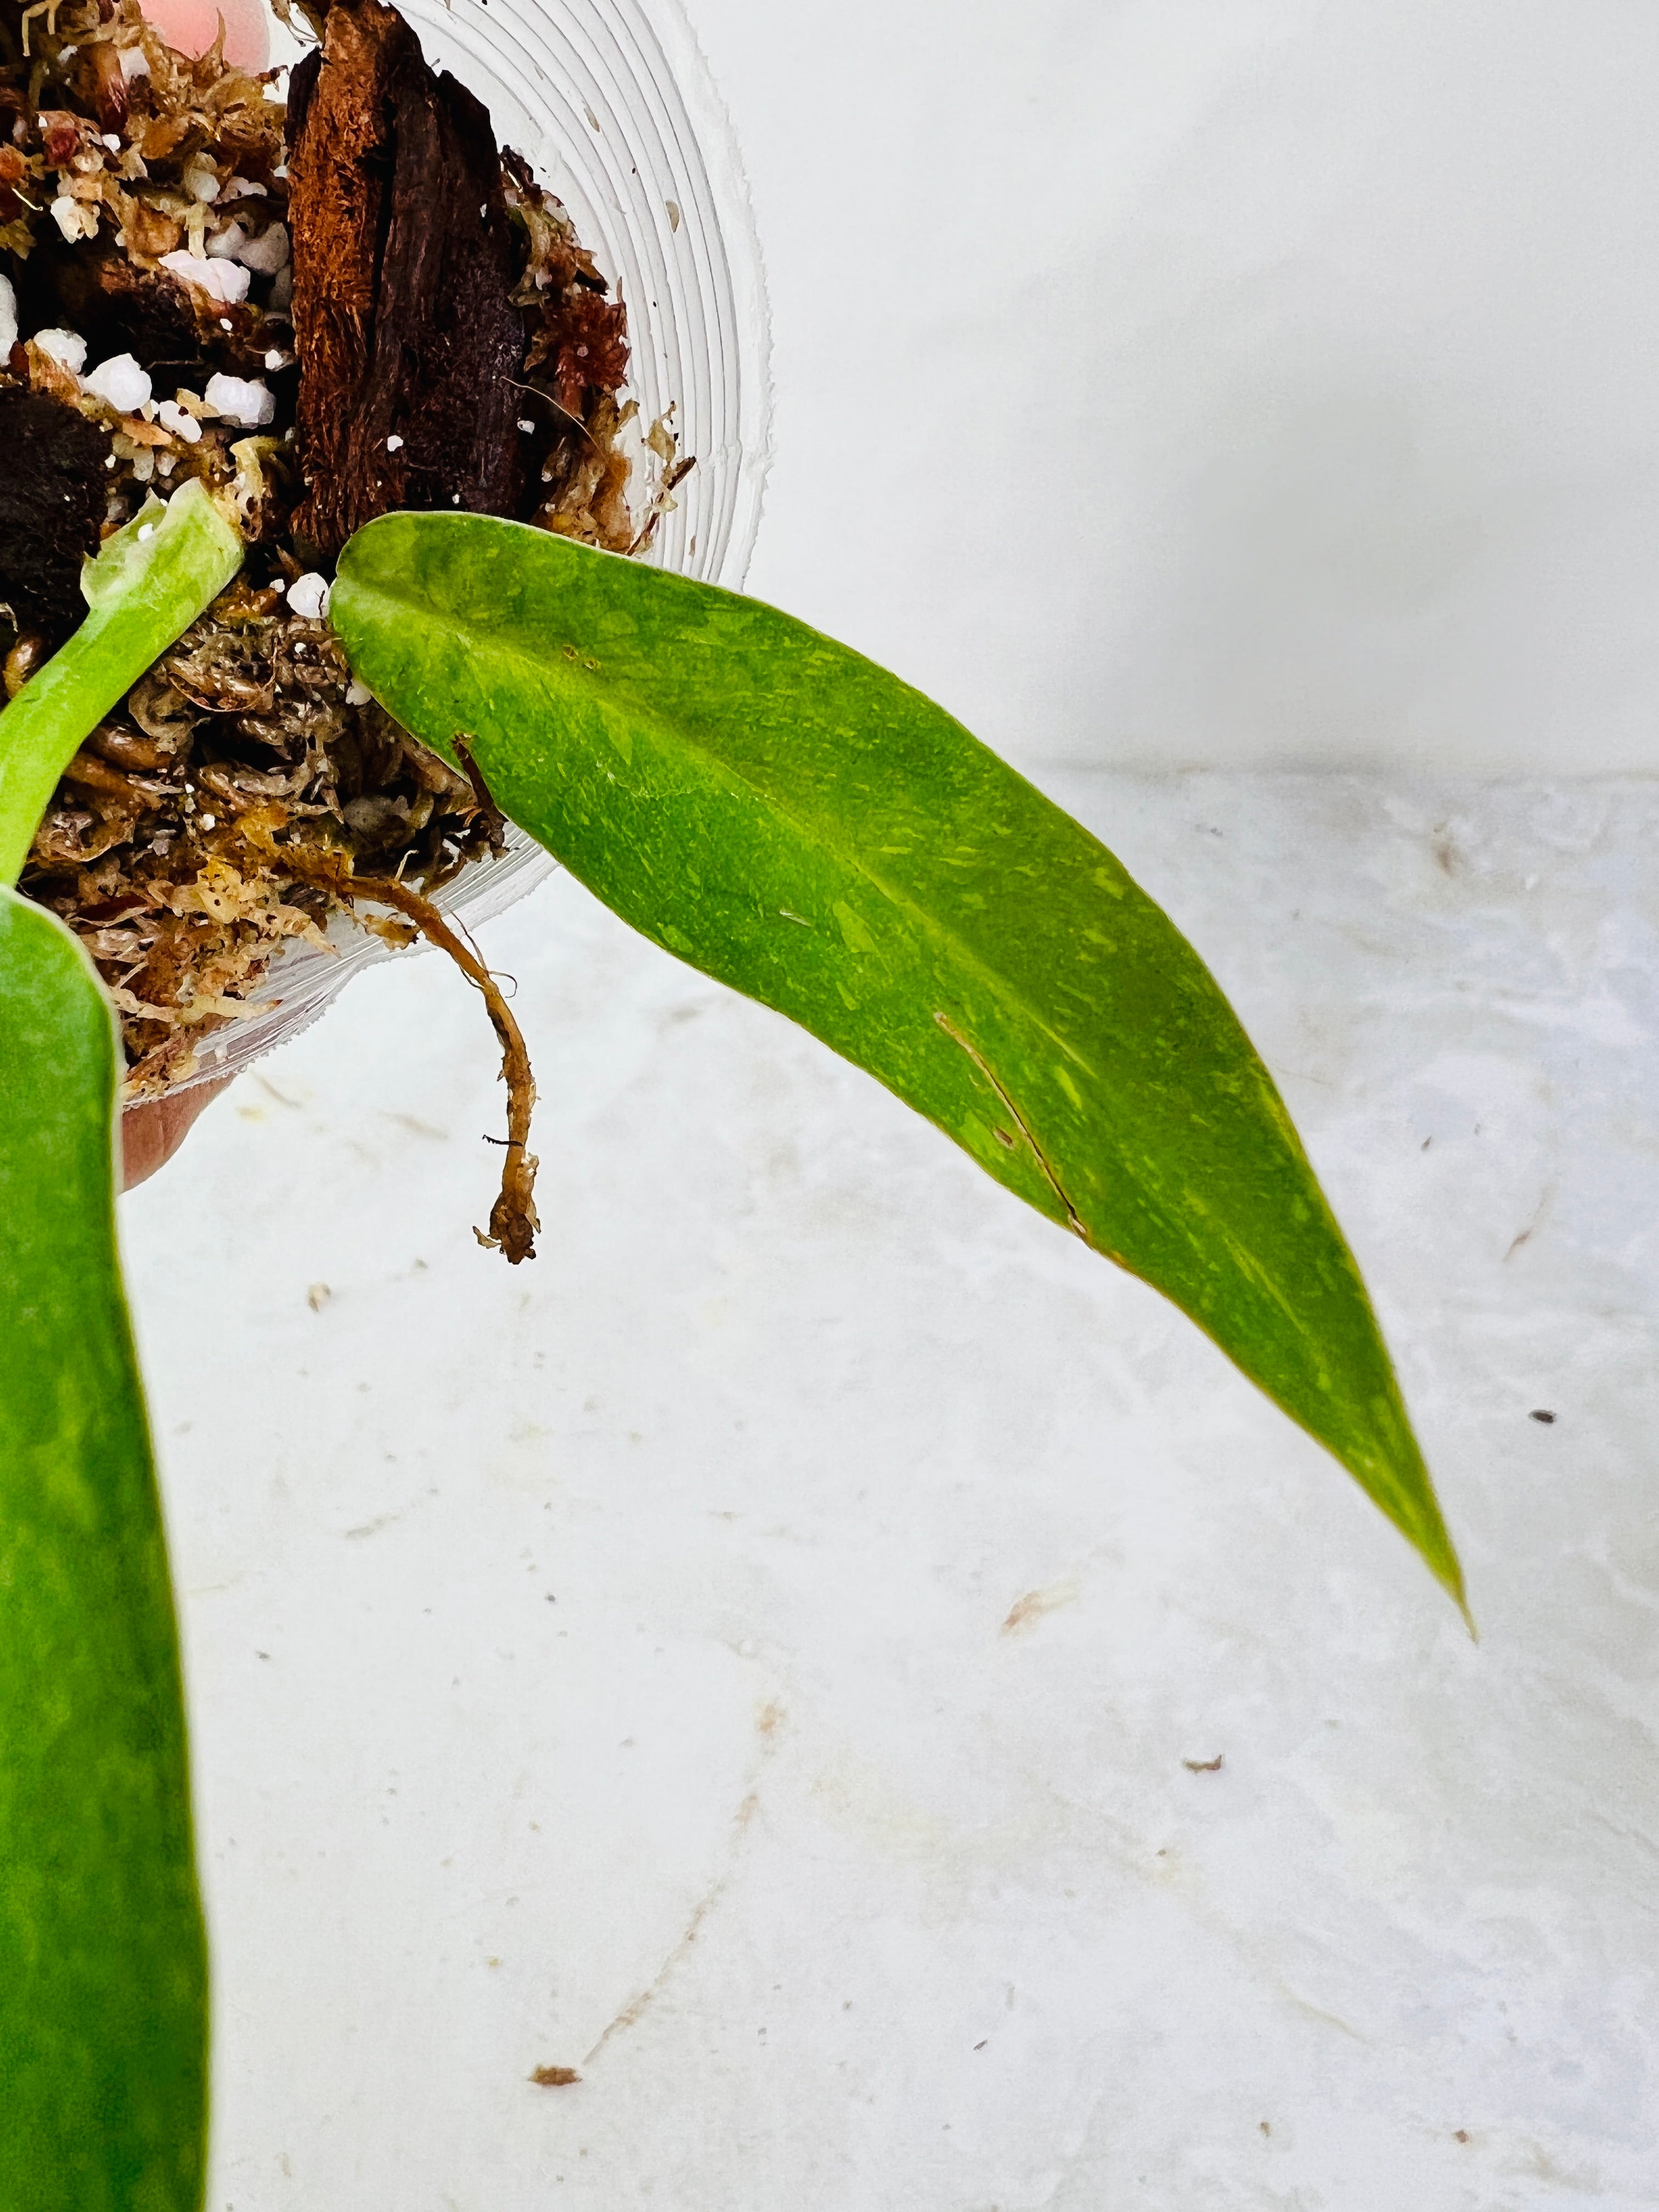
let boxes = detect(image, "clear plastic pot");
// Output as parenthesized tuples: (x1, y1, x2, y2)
(156, 0, 771, 1097)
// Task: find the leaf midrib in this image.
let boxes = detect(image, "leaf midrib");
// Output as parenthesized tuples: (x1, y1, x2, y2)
(366, 582, 1122, 1105)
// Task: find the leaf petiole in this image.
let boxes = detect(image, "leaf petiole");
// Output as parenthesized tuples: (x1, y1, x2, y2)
(0, 478, 244, 886)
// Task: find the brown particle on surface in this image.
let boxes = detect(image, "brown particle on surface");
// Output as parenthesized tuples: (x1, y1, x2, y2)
(1000, 1577, 1082, 1635)
(1530, 1408, 1556, 1424)
(531, 2066, 582, 2088)
(1183, 1754, 1224, 1774)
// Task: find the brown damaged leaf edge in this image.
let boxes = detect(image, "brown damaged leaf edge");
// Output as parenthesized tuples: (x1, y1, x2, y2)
(331, 515, 1469, 1612)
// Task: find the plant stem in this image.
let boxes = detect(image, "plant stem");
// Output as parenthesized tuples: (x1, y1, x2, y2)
(0, 479, 244, 887)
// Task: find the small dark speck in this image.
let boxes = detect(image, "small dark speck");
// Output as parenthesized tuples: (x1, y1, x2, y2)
(1183, 1753, 1224, 1773)
(545, 1593, 556, 1602)
(1530, 1409, 1556, 1425)
(255, 1651, 270, 1661)
(1259, 2121, 1271, 2137)
(1421, 1136, 1432, 1151)
(1454, 2129, 1470, 2144)
(974, 2039, 988, 2051)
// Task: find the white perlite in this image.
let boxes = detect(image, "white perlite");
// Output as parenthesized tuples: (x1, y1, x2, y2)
(82, 353, 152, 414)
(0, 272, 16, 357)
(237, 223, 290, 276)
(50, 194, 98, 244)
(159, 252, 250, 307)
(32, 326, 87, 375)
(285, 573, 330, 620)
(202, 373, 275, 428)
(156, 399, 203, 444)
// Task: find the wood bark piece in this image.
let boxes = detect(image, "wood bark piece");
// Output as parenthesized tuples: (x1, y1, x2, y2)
(0, 389, 114, 651)
(285, 0, 529, 562)
(20, 240, 202, 373)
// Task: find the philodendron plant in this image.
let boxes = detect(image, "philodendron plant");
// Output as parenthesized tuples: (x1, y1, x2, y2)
(1, 486, 1464, 2208)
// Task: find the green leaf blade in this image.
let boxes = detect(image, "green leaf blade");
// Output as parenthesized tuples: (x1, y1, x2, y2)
(334, 514, 1462, 1603)
(0, 890, 207, 2212)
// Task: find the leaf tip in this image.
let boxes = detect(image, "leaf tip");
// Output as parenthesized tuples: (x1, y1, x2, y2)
(1419, 1519, 1473, 1635)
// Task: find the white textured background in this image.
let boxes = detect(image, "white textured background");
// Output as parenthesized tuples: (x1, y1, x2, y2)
(711, 0, 1659, 781)
(122, 3, 1659, 2205)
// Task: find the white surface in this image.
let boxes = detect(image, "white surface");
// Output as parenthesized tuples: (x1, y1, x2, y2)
(115, 3, 1659, 2202)
(689, 0, 1659, 776)
(125, 774, 1659, 2209)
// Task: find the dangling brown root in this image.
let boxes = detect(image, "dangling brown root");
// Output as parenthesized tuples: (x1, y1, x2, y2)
(349, 873, 540, 1263)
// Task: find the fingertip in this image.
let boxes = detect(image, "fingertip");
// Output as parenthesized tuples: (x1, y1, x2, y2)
(121, 1075, 234, 1192)
(139, 0, 272, 73)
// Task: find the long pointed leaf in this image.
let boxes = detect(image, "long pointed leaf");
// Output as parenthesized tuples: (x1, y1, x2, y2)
(333, 514, 1462, 1604)
(0, 888, 207, 2212)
